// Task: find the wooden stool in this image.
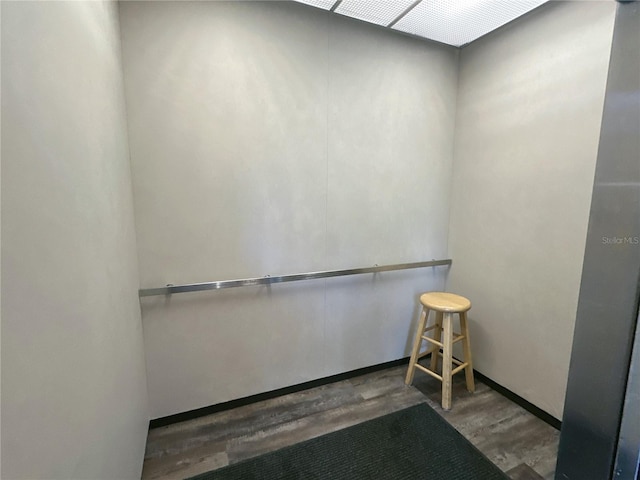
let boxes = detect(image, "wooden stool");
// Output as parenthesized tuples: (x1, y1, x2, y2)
(405, 292, 475, 410)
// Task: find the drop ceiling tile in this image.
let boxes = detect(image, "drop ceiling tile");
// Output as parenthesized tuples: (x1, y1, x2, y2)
(296, 0, 338, 11)
(334, 0, 417, 27)
(392, 0, 549, 47)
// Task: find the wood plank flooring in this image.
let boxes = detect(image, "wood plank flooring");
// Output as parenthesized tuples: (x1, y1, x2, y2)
(142, 363, 559, 480)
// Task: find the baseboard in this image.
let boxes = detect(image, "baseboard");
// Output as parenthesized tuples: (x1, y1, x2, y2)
(472, 370, 562, 430)
(149, 357, 561, 431)
(149, 357, 410, 429)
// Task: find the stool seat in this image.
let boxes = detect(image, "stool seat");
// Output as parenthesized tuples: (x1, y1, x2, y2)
(420, 292, 470, 312)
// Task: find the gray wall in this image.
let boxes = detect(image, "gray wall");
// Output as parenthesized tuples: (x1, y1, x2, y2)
(1, 2, 149, 478)
(447, 1, 616, 419)
(119, 1, 458, 419)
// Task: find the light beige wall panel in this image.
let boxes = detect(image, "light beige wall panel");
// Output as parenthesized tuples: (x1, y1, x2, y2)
(121, 1, 329, 287)
(448, 1, 616, 419)
(326, 16, 456, 268)
(1, 2, 149, 478)
(324, 17, 457, 374)
(140, 283, 326, 419)
(324, 270, 447, 373)
(121, 1, 331, 418)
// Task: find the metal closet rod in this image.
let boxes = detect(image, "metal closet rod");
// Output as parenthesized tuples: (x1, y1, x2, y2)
(138, 259, 452, 297)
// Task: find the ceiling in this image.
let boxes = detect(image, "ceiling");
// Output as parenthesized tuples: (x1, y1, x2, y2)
(294, 0, 550, 47)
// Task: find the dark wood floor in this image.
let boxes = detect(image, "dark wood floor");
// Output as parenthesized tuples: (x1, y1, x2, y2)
(142, 362, 559, 480)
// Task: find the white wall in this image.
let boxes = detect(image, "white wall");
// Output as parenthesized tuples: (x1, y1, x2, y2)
(447, 1, 616, 419)
(1, 2, 149, 478)
(119, 1, 458, 419)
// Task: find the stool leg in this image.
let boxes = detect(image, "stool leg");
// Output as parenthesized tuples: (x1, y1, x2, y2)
(441, 312, 453, 410)
(405, 307, 429, 385)
(429, 311, 443, 372)
(459, 311, 475, 393)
